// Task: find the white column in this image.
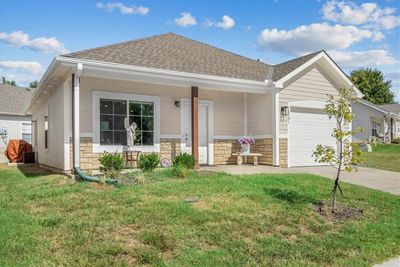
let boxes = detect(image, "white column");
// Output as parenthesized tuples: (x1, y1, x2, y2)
(272, 91, 280, 166)
(243, 93, 248, 135)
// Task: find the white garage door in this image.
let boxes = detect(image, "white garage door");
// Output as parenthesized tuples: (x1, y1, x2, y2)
(289, 107, 337, 167)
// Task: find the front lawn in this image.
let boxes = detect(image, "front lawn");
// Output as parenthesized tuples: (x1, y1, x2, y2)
(0, 165, 399, 266)
(362, 143, 400, 172)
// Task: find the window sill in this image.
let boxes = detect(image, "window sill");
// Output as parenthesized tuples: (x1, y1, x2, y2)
(92, 144, 160, 154)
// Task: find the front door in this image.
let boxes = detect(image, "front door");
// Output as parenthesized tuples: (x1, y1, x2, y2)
(181, 99, 212, 165)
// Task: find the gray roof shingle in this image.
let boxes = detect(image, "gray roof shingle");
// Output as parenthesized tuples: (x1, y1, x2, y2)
(380, 104, 400, 114)
(63, 33, 271, 82)
(0, 84, 34, 115)
(271, 51, 322, 81)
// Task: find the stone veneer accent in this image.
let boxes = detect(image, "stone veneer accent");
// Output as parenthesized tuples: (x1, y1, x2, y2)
(71, 137, 287, 170)
(279, 138, 288, 168)
(213, 139, 241, 165)
(214, 138, 276, 166)
(70, 137, 181, 171)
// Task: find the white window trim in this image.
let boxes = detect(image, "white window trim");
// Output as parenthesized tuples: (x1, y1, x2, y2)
(92, 90, 160, 153)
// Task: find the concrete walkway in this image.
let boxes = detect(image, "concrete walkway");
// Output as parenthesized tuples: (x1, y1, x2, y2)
(201, 165, 400, 195)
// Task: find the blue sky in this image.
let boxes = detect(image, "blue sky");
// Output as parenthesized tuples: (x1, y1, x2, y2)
(1, 0, 399, 99)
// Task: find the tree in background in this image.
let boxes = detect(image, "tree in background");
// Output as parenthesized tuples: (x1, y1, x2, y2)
(313, 87, 363, 212)
(29, 80, 38, 88)
(1, 76, 16, 86)
(349, 68, 396, 105)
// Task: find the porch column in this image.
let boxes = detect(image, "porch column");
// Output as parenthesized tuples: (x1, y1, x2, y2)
(383, 117, 387, 143)
(191, 86, 199, 168)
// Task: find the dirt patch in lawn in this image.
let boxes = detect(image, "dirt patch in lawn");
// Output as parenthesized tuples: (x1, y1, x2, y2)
(314, 202, 364, 222)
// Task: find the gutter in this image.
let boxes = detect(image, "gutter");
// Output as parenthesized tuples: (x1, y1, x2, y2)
(71, 62, 117, 185)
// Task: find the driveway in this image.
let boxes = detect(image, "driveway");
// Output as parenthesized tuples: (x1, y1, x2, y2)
(201, 165, 400, 195)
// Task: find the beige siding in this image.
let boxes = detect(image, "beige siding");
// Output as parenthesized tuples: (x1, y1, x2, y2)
(279, 65, 341, 134)
(247, 93, 273, 135)
(32, 81, 70, 170)
(79, 77, 245, 136)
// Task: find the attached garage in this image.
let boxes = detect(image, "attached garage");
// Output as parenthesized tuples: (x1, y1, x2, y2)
(288, 102, 337, 167)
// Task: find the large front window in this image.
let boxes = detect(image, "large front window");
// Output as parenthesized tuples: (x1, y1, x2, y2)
(99, 99, 154, 146)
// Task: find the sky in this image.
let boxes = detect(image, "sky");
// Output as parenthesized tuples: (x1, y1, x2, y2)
(1, 0, 399, 100)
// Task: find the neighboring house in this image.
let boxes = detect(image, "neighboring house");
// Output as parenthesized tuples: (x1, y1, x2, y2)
(381, 104, 400, 139)
(26, 33, 362, 172)
(352, 100, 400, 143)
(0, 84, 34, 163)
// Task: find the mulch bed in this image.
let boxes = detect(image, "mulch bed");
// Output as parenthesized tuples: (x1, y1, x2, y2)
(314, 201, 364, 222)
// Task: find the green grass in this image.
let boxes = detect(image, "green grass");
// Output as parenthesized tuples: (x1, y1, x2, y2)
(362, 143, 400, 172)
(0, 165, 399, 266)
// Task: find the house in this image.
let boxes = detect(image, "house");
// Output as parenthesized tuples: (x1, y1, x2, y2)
(352, 100, 400, 143)
(26, 33, 362, 172)
(0, 84, 34, 163)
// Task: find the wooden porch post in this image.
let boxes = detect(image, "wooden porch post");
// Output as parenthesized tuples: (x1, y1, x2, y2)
(191, 86, 199, 168)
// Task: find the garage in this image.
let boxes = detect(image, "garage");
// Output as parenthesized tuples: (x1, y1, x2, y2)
(288, 106, 337, 167)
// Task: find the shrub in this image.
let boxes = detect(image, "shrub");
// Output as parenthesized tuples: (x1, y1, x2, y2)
(391, 137, 400, 144)
(98, 152, 124, 178)
(173, 153, 195, 169)
(171, 164, 189, 178)
(138, 153, 160, 172)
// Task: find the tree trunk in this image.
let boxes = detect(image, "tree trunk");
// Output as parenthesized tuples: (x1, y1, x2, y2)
(332, 138, 343, 213)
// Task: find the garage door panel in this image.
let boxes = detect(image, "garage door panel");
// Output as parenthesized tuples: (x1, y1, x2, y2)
(289, 109, 337, 167)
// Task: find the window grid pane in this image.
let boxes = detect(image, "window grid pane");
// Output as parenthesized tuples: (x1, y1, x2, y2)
(129, 101, 154, 146)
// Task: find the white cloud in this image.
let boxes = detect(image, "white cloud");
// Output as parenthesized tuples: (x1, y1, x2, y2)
(206, 15, 235, 30)
(322, 0, 400, 30)
(327, 49, 398, 68)
(96, 2, 149, 15)
(0, 61, 44, 75)
(258, 23, 382, 56)
(174, 12, 197, 27)
(0, 31, 68, 54)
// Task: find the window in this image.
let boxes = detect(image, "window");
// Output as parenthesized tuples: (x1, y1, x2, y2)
(22, 122, 32, 144)
(100, 99, 127, 145)
(44, 112, 48, 149)
(129, 101, 154, 146)
(372, 121, 380, 137)
(99, 99, 155, 146)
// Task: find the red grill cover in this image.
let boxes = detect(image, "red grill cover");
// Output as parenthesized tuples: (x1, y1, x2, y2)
(4, 140, 32, 163)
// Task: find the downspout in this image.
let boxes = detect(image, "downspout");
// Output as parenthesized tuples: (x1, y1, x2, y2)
(72, 63, 117, 184)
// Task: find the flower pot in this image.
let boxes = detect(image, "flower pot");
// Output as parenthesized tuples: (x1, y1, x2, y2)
(241, 143, 250, 155)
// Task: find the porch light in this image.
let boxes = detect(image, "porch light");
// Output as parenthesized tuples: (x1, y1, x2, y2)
(281, 106, 289, 116)
(174, 101, 181, 107)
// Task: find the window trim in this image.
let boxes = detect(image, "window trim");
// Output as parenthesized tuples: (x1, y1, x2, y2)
(44, 108, 49, 151)
(92, 90, 160, 153)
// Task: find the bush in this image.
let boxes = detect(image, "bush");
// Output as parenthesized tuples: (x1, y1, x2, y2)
(138, 153, 160, 172)
(173, 153, 195, 169)
(171, 164, 189, 178)
(391, 137, 400, 144)
(98, 152, 124, 178)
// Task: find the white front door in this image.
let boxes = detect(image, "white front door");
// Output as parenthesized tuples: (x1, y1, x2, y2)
(181, 99, 212, 165)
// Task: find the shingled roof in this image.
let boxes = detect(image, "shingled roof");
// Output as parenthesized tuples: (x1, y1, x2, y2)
(63, 33, 323, 83)
(0, 84, 34, 115)
(63, 33, 271, 82)
(271, 51, 323, 81)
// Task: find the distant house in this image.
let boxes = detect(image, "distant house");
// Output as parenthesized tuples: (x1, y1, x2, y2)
(0, 84, 34, 163)
(352, 99, 400, 143)
(27, 33, 363, 172)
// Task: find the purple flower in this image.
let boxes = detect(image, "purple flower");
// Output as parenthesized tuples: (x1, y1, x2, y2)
(238, 136, 255, 145)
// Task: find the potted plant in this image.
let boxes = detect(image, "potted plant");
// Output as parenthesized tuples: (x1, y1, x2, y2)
(238, 136, 255, 155)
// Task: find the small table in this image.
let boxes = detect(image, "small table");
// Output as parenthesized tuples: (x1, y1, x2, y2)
(124, 150, 141, 168)
(232, 152, 262, 166)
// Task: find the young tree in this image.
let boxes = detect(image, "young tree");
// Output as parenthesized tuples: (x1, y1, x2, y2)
(312, 87, 363, 212)
(349, 68, 396, 105)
